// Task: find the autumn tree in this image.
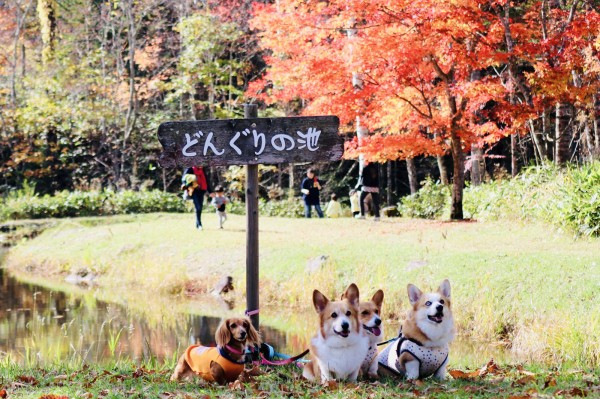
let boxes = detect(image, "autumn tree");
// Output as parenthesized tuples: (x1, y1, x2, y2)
(251, 0, 520, 219)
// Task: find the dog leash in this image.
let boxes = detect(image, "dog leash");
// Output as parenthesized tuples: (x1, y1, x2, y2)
(246, 343, 309, 367)
(377, 336, 400, 347)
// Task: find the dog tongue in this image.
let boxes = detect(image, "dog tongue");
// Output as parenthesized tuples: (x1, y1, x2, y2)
(372, 327, 381, 336)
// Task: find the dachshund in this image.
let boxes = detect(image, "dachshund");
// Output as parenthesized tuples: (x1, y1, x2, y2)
(170, 316, 261, 385)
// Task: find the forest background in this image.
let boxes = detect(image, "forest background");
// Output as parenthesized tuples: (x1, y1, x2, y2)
(1, 0, 600, 226)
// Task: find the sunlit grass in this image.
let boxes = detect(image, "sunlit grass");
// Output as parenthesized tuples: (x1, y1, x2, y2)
(5, 213, 600, 367)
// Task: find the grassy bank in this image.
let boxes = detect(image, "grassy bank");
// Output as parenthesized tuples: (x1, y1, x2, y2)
(0, 360, 598, 399)
(4, 213, 600, 368)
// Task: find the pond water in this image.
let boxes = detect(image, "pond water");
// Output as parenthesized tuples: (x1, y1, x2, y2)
(0, 268, 297, 366)
(0, 257, 512, 368)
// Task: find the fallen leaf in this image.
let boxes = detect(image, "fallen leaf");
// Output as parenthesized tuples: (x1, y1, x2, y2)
(544, 376, 557, 389)
(507, 396, 531, 399)
(17, 375, 38, 385)
(484, 359, 502, 375)
(448, 369, 482, 380)
(513, 375, 536, 386)
(229, 380, 244, 391)
(324, 380, 338, 390)
(0, 389, 6, 399)
(516, 365, 536, 376)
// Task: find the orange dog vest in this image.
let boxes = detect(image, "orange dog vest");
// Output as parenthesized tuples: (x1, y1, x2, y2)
(185, 345, 245, 383)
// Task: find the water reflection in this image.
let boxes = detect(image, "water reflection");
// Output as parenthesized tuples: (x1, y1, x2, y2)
(0, 268, 292, 365)
(0, 266, 512, 368)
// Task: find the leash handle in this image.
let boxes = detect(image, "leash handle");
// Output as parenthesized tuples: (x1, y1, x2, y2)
(245, 308, 260, 317)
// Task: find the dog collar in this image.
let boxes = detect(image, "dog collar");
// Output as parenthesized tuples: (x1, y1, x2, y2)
(225, 344, 244, 355)
(218, 346, 247, 365)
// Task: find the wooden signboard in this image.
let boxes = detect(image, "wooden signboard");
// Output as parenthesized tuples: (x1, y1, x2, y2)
(157, 116, 342, 168)
(158, 110, 342, 330)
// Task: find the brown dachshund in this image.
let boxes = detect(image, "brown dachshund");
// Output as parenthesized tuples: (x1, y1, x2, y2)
(170, 317, 261, 385)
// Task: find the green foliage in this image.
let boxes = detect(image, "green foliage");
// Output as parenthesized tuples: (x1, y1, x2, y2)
(398, 177, 450, 219)
(559, 163, 600, 236)
(464, 162, 600, 237)
(258, 198, 305, 218)
(1, 190, 186, 221)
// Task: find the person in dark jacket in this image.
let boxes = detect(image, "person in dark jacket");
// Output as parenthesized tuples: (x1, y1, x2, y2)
(355, 162, 380, 221)
(300, 168, 324, 218)
(182, 166, 211, 230)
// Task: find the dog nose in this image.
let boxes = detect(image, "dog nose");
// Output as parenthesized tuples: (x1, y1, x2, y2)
(341, 321, 349, 331)
(436, 304, 443, 312)
(240, 331, 247, 338)
(375, 318, 381, 326)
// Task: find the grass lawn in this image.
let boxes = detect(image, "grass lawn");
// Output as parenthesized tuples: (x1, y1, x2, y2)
(0, 360, 598, 399)
(4, 212, 600, 374)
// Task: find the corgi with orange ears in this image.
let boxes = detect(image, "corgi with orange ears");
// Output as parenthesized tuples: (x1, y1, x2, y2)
(359, 289, 384, 379)
(302, 284, 370, 382)
(377, 279, 454, 381)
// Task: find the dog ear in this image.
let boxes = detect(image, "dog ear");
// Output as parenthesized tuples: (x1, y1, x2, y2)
(313, 290, 329, 313)
(342, 283, 360, 307)
(215, 319, 232, 347)
(244, 317, 261, 346)
(407, 284, 422, 305)
(438, 279, 451, 298)
(371, 289, 384, 309)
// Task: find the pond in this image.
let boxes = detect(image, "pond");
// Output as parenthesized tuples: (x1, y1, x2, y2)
(0, 267, 298, 366)
(0, 258, 512, 368)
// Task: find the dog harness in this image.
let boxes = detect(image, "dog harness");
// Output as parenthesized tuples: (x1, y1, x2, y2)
(184, 344, 245, 383)
(377, 335, 449, 379)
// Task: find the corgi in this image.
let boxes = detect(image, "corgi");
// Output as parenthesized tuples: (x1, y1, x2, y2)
(377, 279, 454, 380)
(359, 289, 384, 379)
(303, 283, 370, 382)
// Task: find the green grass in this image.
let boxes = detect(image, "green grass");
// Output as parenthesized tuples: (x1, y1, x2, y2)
(0, 360, 598, 399)
(4, 213, 600, 369)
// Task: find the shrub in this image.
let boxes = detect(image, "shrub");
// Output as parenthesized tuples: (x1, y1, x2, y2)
(0, 190, 186, 221)
(398, 177, 450, 219)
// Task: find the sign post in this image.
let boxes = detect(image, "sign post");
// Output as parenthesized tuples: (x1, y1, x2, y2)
(157, 110, 342, 331)
(244, 104, 260, 329)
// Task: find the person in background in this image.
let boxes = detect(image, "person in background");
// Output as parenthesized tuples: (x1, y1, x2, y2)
(300, 168, 324, 218)
(325, 193, 343, 218)
(355, 161, 380, 221)
(349, 189, 360, 218)
(211, 185, 228, 229)
(182, 166, 210, 230)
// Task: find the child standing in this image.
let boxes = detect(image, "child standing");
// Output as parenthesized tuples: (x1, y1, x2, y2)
(211, 185, 228, 229)
(325, 193, 343, 218)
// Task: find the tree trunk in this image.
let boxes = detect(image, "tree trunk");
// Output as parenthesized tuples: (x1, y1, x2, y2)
(386, 161, 392, 204)
(555, 102, 573, 165)
(437, 154, 449, 185)
(406, 158, 419, 195)
(510, 134, 518, 176)
(594, 94, 600, 158)
(471, 145, 483, 185)
(288, 163, 295, 198)
(450, 132, 465, 220)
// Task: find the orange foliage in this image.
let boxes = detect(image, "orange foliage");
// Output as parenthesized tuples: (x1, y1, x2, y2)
(250, 0, 600, 162)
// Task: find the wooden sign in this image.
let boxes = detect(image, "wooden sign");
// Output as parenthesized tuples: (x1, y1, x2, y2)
(157, 116, 342, 168)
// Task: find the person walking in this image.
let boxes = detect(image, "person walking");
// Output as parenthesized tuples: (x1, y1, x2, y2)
(300, 168, 324, 218)
(182, 166, 210, 230)
(211, 185, 228, 229)
(355, 161, 381, 221)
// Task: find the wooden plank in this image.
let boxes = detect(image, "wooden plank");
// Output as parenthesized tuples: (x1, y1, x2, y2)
(157, 116, 342, 168)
